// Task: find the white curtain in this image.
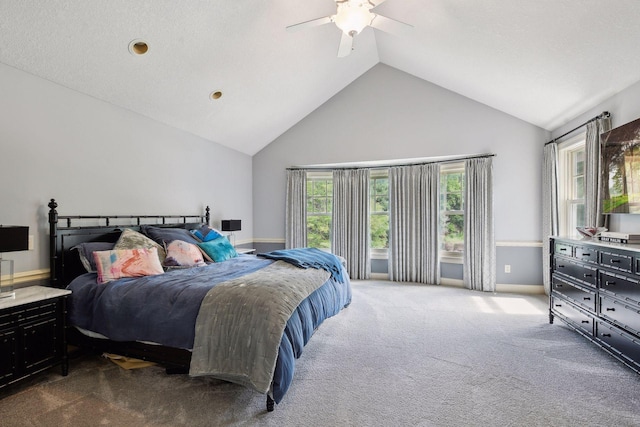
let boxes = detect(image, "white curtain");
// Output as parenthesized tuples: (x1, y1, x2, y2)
(463, 158, 495, 292)
(584, 116, 612, 228)
(331, 169, 371, 279)
(542, 143, 559, 295)
(285, 169, 307, 249)
(388, 164, 440, 284)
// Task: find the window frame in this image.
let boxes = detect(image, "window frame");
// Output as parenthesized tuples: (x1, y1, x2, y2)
(439, 162, 465, 264)
(369, 169, 389, 259)
(558, 133, 586, 238)
(305, 171, 333, 250)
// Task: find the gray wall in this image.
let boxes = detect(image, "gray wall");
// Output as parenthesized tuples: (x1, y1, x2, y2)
(0, 63, 253, 276)
(253, 64, 549, 285)
(550, 78, 640, 234)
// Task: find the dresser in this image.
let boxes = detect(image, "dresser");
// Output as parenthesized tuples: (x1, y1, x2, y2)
(0, 286, 71, 389)
(550, 237, 640, 372)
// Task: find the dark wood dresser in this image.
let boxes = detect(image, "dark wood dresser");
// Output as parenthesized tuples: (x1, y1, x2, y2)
(550, 237, 640, 372)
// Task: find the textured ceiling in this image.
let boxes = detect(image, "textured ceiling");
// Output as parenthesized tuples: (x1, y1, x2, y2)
(1, 0, 640, 155)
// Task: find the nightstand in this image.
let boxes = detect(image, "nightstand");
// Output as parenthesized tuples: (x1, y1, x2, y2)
(0, 286, 71, 389)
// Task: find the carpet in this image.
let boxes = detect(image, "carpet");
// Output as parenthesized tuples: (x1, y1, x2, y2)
(1, 280, 639, 426)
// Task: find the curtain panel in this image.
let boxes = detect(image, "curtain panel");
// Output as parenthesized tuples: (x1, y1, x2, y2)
(331, 169, 371, 279)
(542, 143, 559, 295)
(463, 158, 496, 292)
(388, 164, 440, 284)
(584, 116, 612, 228)
(285, 169, 307, 249)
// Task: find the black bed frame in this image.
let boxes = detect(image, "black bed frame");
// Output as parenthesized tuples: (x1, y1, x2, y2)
(47, 199, 276, 411)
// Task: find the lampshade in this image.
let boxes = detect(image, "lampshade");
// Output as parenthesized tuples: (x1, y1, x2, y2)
(334, 2, 373, 35)
(0, 226, 29, 253)
(221, 220, 241, 232)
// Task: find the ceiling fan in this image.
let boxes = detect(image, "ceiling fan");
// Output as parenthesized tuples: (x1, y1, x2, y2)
(286, 0, 412, 57)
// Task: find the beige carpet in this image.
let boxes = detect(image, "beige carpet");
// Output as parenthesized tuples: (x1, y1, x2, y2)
(1, 280, 640, 426)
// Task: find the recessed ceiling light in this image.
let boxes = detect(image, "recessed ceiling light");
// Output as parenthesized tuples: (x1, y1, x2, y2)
(128, 39, 148, 55)
(210, 91, 223, 100)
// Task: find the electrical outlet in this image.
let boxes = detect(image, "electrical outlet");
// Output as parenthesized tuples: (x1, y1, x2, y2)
(28, 235, 34, 250)
(504, 264, 511, 273)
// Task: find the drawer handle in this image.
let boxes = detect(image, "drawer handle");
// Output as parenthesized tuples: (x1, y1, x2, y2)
(610, 259, 621, 264)
(558, 265, 565, 268)
(583, 274, 593, 278)
(559, 248, 567, 251)
(605, 280, 616, 286)
(602, 333, 612, 337)
(581, 320, 590, 324)
(555, 304, 562, 307)
(583, 297, 591, 301)
(582, 253, 591, 257)
(606, 308, 616, 311)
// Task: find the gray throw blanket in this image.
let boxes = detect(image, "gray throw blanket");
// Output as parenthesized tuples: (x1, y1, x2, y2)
(189, 260, 330, 394)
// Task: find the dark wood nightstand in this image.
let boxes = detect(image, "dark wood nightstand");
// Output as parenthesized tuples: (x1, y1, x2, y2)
(0, 286, 71, 389)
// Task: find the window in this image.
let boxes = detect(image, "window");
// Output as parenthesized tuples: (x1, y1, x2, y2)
(370, 172, 389, 254)
(306, 172, 332, 249)
(558, 134, 586, 236)
(440, 163, 464, 261)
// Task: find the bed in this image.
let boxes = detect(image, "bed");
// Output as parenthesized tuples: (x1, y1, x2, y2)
(47, 199, 352, 411)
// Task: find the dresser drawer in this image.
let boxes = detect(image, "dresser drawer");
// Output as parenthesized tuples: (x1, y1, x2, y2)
(554, 242, 573, 258)
(575, 246, 598, 264)
(599, 271, 640, 305)
(553, 258, 597, 287)
(599, 295, 640, 337)
(596, 320, 640, 365)
(552, 274, 596, 312)
(551, 296, 594, 336)
(600, 251, 633, 273)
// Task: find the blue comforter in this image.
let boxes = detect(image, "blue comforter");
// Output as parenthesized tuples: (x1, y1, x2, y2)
(66, 253, 352, 403)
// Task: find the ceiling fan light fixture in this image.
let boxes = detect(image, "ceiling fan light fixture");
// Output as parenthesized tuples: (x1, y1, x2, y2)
(333, 2, 373, 36)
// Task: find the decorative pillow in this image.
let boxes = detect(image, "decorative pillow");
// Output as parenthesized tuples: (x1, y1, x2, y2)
(164, 240, 206, 268)
(72, 242, 115, 272)
(93, 247, 164, 284)
(197, 236, 238, 262)
(191, 225, 223, 242)
(141, 225, 201, 246)
(114, 228, 166, 264)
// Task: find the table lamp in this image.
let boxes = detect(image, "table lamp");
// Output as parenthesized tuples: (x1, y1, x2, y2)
(0, 225, 29, 299)
(221, 220, 241, 247)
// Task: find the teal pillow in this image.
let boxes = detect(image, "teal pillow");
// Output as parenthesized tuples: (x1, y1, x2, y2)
(197, 236, 238, 262)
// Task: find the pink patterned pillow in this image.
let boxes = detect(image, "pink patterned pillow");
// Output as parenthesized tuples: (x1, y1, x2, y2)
(164, 240, 206, 268)
(93, 247, 164, 284)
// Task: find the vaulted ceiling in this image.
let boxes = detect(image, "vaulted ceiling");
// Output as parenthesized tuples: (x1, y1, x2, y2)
(2, 1, 640, 155)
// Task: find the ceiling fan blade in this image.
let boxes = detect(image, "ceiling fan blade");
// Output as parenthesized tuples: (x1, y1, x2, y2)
(286, 16, 333, 32)
(337, 32, 353, 57)
(370, 14, 413, 36)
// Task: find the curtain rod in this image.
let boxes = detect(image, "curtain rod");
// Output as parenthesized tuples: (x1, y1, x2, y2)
(545, 111, 610, 146)
(287, 153, 496, 171)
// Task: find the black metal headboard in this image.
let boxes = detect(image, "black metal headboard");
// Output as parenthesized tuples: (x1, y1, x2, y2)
(48, 199, 210, 289)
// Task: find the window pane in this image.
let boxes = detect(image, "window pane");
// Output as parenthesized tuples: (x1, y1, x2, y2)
(441, 213, 464, 253)
(307, 215, 331, 249)
(575, 176, 584, 199)
(370, 214, 389, 249)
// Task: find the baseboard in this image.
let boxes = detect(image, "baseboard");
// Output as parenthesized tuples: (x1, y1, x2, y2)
(14, 269, 50, 284)
(365, 275, 544, 294)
